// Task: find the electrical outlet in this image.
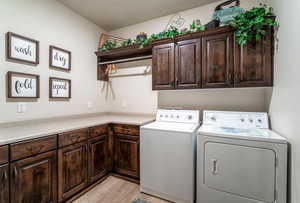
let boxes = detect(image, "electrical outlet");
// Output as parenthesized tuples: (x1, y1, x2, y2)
(17, 103, 27, 113)
(121, 100, 128, 108)
(17, 103, 22, 113)
(87, 101, 93, 109)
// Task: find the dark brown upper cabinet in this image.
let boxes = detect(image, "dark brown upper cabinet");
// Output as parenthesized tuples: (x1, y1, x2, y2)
(202, 32, 234, 88)
(10, 151, 57, 203)
(0, 164, 9, 203)
(88, 134, 108, 184)
(234, 29, 273, 87)
(175, 39, 202, 89)
(152, 43, 175, 90)
(58, 142, 88, 202)
(150, 26, 273, 90)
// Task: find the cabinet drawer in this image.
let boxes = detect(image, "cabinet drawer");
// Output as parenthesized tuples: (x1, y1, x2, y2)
(59, 128, 89, 147)
(113, 124, 139, 136)
(10, 135, 57, 161)
(0, 145, 9, 165)
(89, 124, 108, 138)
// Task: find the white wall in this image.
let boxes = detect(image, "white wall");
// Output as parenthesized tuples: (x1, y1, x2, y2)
(159, 88, 268, 113)
(108, 0, 269, 114)
(0, 0, 109, 123)
(267, 0, 300, 202)
(106, 60, 158, 114)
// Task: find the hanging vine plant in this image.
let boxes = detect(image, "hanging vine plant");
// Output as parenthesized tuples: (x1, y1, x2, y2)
(231, 4, 278, 45)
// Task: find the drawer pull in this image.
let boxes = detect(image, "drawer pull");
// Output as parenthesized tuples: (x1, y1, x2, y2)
(26, 145, 43, 154)
(70, 135, 81, 141)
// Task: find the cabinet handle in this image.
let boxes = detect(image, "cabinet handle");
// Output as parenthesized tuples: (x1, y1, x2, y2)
(13, 167, 18, 178)
(89, 144, 92, 152)
(2, 170, 7, 181)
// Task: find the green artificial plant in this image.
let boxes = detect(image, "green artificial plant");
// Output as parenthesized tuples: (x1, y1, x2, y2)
(100, 40, 117, 51)
(99, 22, 206, 51)
(232, 4, 278, 45)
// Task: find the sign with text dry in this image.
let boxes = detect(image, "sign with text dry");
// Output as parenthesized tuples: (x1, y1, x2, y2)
(49, 77, 71, 98)
(7, 72, 40, 98)
(49, 46, 71, 71)
(6, 32, 39, 65)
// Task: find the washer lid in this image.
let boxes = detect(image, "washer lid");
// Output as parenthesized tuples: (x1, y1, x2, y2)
(142, 121, 200, 133)
(198, 125, 287, 144)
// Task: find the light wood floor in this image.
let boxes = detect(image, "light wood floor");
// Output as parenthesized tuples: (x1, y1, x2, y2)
(74, 176, 170, 203)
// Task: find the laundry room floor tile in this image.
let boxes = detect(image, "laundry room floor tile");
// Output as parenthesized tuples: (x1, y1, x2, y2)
(73, 176, 170, 203)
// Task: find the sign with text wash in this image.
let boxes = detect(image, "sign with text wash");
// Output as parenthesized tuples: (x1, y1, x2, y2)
(6, 32, 39, 65)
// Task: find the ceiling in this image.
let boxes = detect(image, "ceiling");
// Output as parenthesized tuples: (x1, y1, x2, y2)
(58, 0, 219, 31)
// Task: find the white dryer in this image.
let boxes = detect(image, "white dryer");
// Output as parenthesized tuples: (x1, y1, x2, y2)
(197, 111, 288, 203)
(141, 109, 200, 203)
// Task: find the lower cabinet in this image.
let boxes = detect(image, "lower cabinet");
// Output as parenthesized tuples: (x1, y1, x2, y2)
(3, 124, 140, 202)
(114, 134, 139, 178)
(0, 164, 9, 203)
(10, 151, 57, 203)
(88, 134, 108, 183)
(58, 142, 88, 202)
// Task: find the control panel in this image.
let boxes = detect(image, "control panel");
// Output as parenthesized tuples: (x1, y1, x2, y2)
(156, 109, 200, 124)
(203, 111, 269, 129)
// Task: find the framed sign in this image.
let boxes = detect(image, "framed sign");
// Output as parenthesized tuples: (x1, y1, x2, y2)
(7, 71, 40, 98)
(49, 46, 71, 71)
(49, 77, 71, 98)
(6, 32, 39, 65)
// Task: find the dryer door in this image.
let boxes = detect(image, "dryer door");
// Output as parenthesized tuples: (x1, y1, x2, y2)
(204, 142, 276, 203)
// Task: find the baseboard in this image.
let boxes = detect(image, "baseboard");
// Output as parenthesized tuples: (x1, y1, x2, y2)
(110, 172, 140, 184)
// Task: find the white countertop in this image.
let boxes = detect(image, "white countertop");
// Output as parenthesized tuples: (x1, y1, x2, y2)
(0, 112, 155, 145)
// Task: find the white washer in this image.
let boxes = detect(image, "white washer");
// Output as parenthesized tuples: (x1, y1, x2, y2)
(197, 111, 288, 203)
(141, 109, 200, 203)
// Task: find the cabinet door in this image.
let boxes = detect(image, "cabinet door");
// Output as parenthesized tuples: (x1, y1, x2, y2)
(88, 135, 108, 183)
(175, 39, 201, 89)
(0, 164, 9, 203)
(235, 29, 273, 87)
(202, 32, 234, 88)
(152, 43, 175, 90)
(58, 142, 88, 202)
(10, 151, 57, 203)
(114, 134, 139, 178)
